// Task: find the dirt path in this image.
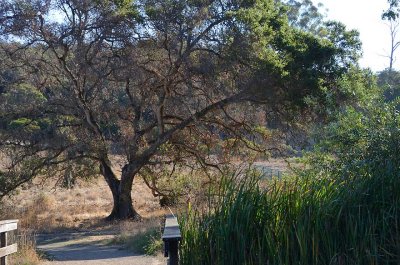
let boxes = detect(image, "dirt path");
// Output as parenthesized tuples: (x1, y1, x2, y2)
(37, 233, 165, 265)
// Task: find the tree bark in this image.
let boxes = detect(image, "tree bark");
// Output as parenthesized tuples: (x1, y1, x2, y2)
(100, 160, 140, 220)
(107, 185, 140, 220)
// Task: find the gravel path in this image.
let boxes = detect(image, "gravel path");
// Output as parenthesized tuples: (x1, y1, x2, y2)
(37, 233, 165, 265)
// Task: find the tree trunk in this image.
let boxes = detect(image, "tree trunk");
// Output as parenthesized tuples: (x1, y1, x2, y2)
(100, 160, 140, 220)
(107, 184, 140, 220)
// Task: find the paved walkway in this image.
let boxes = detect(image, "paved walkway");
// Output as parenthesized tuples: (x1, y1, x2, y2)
(37, 233, 165, 265)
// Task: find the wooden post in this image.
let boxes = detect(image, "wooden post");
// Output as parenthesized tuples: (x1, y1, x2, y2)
(162, 215, 181, 265)
(168, 240, 179, 265)
(0, 220, 18, 265)
(0, 232, 7, 265)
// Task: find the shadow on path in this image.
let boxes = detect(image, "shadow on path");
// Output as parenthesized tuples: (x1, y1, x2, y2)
(36, 234, 164, 265)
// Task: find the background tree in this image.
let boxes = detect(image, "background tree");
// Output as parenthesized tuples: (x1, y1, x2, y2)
(379, 0, 400, 103)
(378, 69, 400, 102)
(267, 0, 362, 153)
(384, 20, 400, 71)
(0, 0, 361, 220)
(284, 0, 325, 34)
(383, 0, 400, 21)
(382, 0, 400, 72)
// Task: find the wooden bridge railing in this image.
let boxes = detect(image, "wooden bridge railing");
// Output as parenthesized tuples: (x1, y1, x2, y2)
(162, 215, 181, 265)
(0, 220, 18, 265)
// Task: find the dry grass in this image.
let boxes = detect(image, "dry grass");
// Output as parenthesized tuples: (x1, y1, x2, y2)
(7, 229, 41, 265)
(109, 218, 164, 255)
(0, 177, 164, 233)
(117, 218, 162, 236)
(10, 246, 41, 265)
(0, 158, 290, 233)
(0, 175, 167, 264)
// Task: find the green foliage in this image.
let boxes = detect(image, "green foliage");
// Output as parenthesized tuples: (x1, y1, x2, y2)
(304, 66, 380, 121)
(312, 101, 399, 174)
(9, 118, 39, 131)
(180, 169, 400, 264)
(2, 83, 46, 111)
(383, 0, 400, 20)
(144, 233, 164, 256)
(110, 227, 163, 255)
(284, 0, 326, 34)
(100, 0, 141, 17)
(378, 69, 400, 102)
(233, 1, 362, 113)
(336, 68, 379, 104)
(180, 100, 400, 265)
(322, 21, 361, 70)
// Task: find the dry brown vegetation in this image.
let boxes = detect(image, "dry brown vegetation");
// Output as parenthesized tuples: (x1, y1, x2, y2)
(0, 176, 167, 265)
(9, 234, 41, 265)
(1, 177, 164, 232)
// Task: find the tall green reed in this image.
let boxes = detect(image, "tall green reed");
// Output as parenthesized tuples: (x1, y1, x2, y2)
(179, 171, 400, 265)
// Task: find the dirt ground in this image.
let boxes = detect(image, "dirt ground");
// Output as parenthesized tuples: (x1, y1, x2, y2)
(37, 233, 165, 265)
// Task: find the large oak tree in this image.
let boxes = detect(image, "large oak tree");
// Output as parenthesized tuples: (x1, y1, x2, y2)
(0, 0, 360, 219)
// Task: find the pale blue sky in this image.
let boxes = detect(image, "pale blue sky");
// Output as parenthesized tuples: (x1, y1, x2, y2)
(313, 0, 392, 72)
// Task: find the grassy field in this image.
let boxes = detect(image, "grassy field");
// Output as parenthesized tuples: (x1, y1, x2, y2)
(0, 177, 164, 229)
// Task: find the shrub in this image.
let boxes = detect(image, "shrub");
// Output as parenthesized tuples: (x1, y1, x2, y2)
(109, 221, 163, 256)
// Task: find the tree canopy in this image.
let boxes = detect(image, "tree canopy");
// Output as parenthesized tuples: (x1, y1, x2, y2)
(384, 0, 400, 21)
(0, 0, 362, 219)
